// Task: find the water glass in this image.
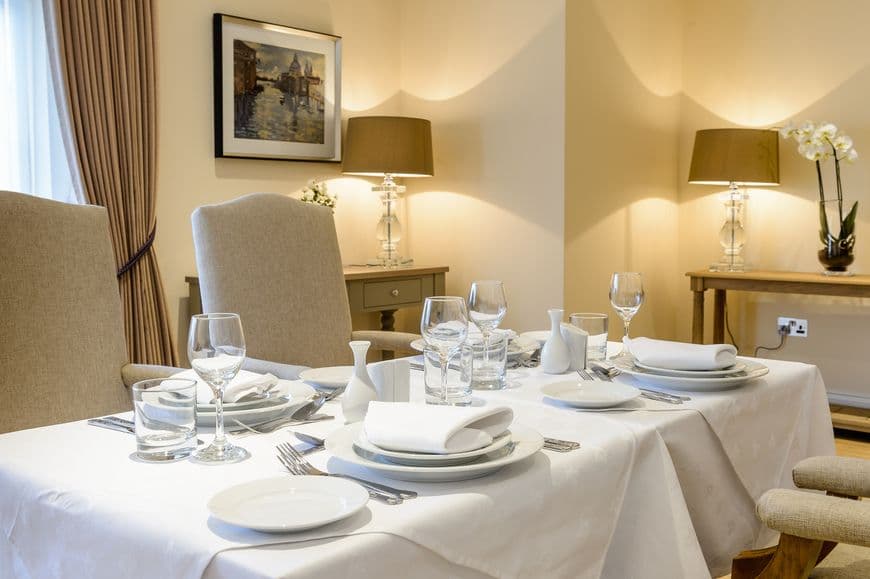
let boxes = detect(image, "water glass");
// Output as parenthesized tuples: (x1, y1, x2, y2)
(423, 345, 473, 406)
(421, 296, 469, 405)
(569, 313, 609, 364)
(470, 332, 507, 390)
(132, 378, 197, 462)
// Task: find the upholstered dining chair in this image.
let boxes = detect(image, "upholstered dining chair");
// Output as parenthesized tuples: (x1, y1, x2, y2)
(732, 455, 870, 578)
(191, 193, 419, 378)
(0, 191, 180, 434)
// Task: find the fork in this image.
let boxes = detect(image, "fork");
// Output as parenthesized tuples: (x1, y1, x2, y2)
(232, 413, 332, 436)
(276, 449, 403, 505)
(276, 442, 418, 500)
(576, 369, 596, 381)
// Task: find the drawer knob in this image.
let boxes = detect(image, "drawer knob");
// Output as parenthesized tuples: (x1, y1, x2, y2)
(391, 289, 400, 297)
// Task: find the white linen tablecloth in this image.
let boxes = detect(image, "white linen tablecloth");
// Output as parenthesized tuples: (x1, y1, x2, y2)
(0, 354, 833, 579)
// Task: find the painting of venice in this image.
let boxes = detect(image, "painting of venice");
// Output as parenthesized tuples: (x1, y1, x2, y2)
(233, 40, 326, 144)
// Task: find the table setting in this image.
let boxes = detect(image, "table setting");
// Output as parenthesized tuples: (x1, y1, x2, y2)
(0, 273, 837, 578)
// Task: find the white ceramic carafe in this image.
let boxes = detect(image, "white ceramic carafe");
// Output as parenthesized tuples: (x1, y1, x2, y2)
(541, 308, 571, 374)
(341, 341, 377, 423)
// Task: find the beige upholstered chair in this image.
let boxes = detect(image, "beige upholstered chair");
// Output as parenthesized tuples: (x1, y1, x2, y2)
(732, 456, 870, 579)
(0, 191, 179, 434)
(191, 193, 418, 378)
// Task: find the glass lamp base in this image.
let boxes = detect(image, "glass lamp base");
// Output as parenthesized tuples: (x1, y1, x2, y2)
(822, 269, 854, 277)
(190, 441, 250, 465)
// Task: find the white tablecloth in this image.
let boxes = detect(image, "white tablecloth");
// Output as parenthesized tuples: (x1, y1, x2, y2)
(0, 356, 834, 579)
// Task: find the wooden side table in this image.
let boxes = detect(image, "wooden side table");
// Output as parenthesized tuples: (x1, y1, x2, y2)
(687, 270, 870, 344)
(186, 265, 448, 332)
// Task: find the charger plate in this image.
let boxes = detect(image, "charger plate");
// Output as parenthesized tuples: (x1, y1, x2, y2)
(326, 423, 543, 482)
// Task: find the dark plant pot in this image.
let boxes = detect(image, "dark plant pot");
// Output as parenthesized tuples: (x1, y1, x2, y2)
(818, 236, 855, 275)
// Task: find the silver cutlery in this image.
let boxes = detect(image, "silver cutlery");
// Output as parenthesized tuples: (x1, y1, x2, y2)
(543, 437, 581, 452)
(232, 413, 333, 436)
(639, 390, 684, 405)
(589, 362, 691, 402)
(276, 442, 418, 502)
(292, 431, 326, 447)
(88, 418, 135, 434)
(88, 417, 204, 444)
(275, 447, 401, 504)
(576, 369, 596, 381)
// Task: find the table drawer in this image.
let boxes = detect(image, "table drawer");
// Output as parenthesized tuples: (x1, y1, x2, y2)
(363, 278, 423, 308)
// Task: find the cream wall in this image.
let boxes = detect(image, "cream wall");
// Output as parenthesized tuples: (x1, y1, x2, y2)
(564, 0, 683, 341)
(678, 0, 870, 405)
(156, 0, 567, 356)
(399, 0, 566, 332)
(156, 0, 403, 355)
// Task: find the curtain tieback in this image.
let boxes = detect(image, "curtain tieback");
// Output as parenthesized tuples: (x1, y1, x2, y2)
(117, 226, 156, 278)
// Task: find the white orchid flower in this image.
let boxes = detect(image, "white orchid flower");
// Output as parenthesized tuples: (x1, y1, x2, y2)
(833, 134, 853, 152)
(796, 121, 816, 138)
(813, 123, 838, 142)
(846, 148, 859, 162)
(779, 122, 797, 139)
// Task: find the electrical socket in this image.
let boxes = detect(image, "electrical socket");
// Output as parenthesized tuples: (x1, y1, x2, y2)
(777, 317, 808, 337)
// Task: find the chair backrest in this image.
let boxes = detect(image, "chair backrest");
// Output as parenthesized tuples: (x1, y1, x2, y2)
(191, 193, 353, 368)
(0, 191, 130, 433)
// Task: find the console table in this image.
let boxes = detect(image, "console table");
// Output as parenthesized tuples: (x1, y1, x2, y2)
(186, 265, 448, 332)
(687, 270, 870, 344)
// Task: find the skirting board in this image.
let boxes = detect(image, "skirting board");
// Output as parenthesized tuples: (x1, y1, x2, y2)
(828, 393, 870, 410)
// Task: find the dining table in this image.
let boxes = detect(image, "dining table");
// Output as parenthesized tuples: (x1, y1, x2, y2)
(0, 345, 834, 579)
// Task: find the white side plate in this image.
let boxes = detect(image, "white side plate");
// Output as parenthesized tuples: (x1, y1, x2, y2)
(207, 475, 368, 533)
(541, 380, 640, 408)
(300, 366, 354, 390)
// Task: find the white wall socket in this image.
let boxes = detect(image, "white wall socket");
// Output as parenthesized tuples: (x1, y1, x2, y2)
(778, 317, 808, 337)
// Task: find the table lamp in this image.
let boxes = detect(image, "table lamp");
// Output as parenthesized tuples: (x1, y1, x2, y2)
(688, 128, 779, 272)
(342, 116, 434, 267)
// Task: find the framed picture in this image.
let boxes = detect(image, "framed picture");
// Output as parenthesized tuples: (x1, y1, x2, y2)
(213, 14, 342, 162)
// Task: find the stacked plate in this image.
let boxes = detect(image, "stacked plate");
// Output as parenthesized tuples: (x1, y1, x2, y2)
(325, 423, 544, 482)
(541, 380, 640, 408)
(299, 366, 353, 393)
(612, 356, 769, 391)
(191, 380, 316, 430)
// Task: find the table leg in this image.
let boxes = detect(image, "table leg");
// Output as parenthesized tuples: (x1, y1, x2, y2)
(692, 291, 705, 344)
(713, 289, 726, 344)
(380, 309, 397, 361)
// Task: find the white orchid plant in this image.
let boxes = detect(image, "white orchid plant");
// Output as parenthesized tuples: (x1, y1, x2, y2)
(300, 179, 336, 212)
(780, 121, 859, 252)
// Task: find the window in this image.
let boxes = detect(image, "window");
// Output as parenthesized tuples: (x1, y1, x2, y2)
(0, 0, 78, 203)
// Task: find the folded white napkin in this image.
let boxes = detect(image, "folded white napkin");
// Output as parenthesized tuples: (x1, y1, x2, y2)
(363, 401, 514, 454)
(171, 369, 278, 404)
(624, 337, 737, 371)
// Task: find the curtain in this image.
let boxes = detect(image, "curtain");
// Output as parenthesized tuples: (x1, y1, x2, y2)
(0, 0, 79, 203)
(45, 0, 177, 366)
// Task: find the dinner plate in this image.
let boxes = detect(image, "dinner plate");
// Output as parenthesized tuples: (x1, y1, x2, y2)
(541, 380, 641, 408)
(195, 381, 315, 429)
(409, 336, 537, 360)
(326, 423, 543, 482)
(518, 330, 550, 347)
(299, 366, 353, 391)
(633, 360, 747, 378)
(353, 430, 513, 467)
(207, 476, 368, 533)
(613, 357, 769, 391)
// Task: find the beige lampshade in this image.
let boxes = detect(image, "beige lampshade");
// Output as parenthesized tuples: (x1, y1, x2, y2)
(342, 116, 434, 177)
(688, 128, 780, 186)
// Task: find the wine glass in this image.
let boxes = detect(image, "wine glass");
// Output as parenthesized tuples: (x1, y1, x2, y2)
(421, 297, 469, 404)
(468, 280, 507, 364)
(187, 313, 249, 464)
(609, 272, 644, 344)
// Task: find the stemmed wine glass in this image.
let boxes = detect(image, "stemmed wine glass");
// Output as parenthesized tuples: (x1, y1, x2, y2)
(468, 281, 507, 364)
(187, 313, 249, 464)
(609, 272, 645, 347)
(421, 297, 469, 404)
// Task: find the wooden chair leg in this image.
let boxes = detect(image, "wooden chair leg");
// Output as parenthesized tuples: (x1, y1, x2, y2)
(732, 533, 824, 579)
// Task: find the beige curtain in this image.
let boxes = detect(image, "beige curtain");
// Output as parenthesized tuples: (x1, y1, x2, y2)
(46, 0, 177, 366)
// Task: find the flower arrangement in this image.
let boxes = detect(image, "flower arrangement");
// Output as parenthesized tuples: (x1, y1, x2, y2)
(780, 121, 859, 273)
(299, 180, 336, 212)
